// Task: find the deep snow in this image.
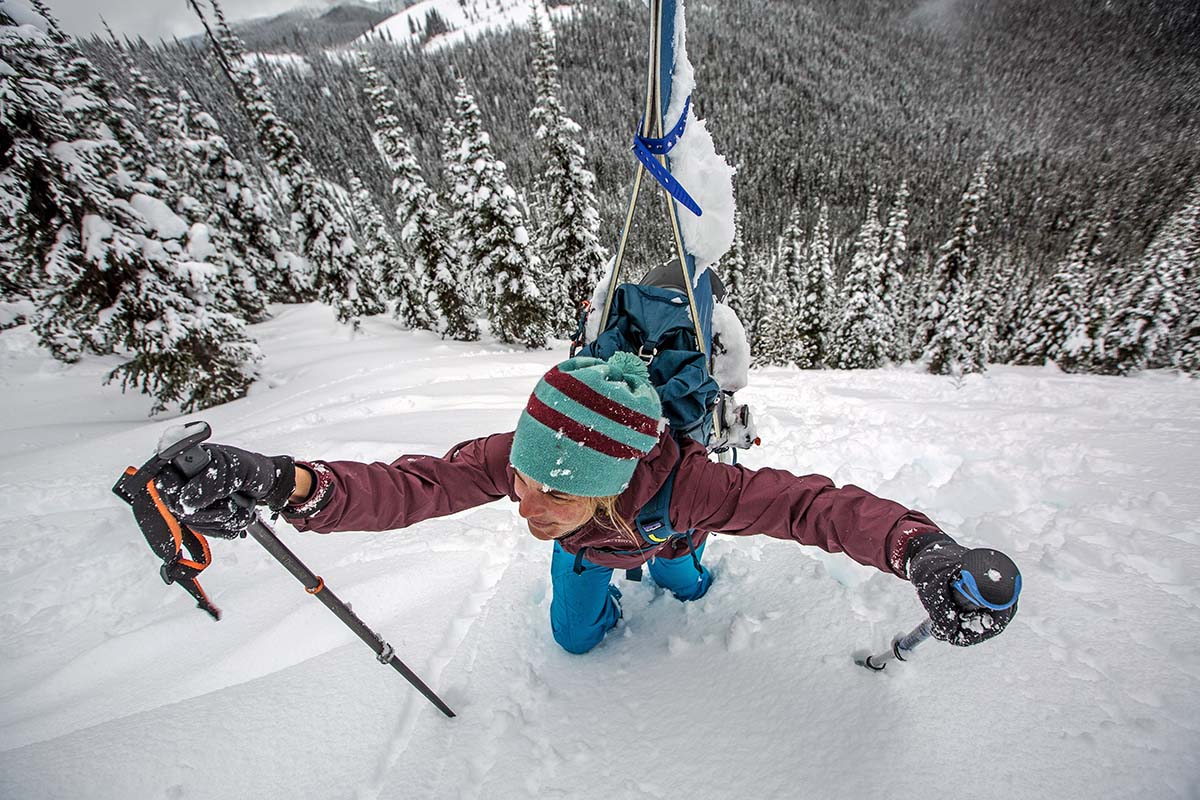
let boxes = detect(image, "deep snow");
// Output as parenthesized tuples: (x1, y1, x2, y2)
(1, 303, 1198, 799)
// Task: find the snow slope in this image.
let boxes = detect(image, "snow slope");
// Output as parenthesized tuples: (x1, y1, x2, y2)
(1, 303, 1198, 799)
(355, 0, 572, 52)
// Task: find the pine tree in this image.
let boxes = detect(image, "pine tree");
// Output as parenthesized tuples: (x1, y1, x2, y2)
(2, 5, 259, 411)
(804, 203, 837, 367)
(722, 210, 750, 319)
(1164, 181, 1200, 370)
(878, 180, 909, 361)
(177, 89, 294, 309)
(358, 56, 475, 339)
(741, 247, 773, 350)
(1176, 307, 1200, 375)
(924, 160, 991, 376)
(528, 8, 607, 333)
(1015, 219, 1107, 370)
(978, 254, 1019, 364)
(1094, 182, 1197, 374)
(194, 0, 382, 327)
(113, 41, 270, 324)
(347, 172, 433, 330)
(834, 193, 888, 369)
(442, 78, 551, 348)
(753, 258, 799, 367)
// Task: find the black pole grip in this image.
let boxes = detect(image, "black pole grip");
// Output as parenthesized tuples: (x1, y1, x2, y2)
(162, 422, 256, 510)
(955, 548, 1021, 610)
(157, 421, 214, 476)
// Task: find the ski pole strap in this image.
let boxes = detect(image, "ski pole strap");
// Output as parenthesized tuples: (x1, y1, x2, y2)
(632, 95, 703, 217)
(112, 465, 222, 620)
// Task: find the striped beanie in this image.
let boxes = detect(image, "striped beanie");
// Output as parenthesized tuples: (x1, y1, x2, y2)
(511, 352, 665, 497)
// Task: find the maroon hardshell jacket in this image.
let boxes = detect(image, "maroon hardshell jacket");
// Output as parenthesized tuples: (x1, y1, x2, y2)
(284, 431, 940, 579)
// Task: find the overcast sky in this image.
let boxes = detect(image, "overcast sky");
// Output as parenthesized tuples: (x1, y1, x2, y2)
(51, 0, 331, 42)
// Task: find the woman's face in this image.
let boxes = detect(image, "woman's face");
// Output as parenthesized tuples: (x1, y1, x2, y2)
(513, 470, 595, 541)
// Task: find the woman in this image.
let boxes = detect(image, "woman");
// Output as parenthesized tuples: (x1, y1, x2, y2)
(157, 352, 1017, 655)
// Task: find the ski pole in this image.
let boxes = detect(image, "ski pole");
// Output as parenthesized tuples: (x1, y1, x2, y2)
(854, 548, 1021, 672)
(160, 422, 456, 718)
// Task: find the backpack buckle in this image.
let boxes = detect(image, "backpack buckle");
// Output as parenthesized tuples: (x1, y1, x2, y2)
(637, 345, 657, 365)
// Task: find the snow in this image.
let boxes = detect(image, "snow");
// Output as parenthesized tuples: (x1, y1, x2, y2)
(711, 300, 750, 391)
(356, 0, 574, 53)
(0, 0, 46, 30)
(129, 193, 188, 240)
(79, 213, 113, 263)
(237, 52, 313, 77)
(1, 304, 1199, 799)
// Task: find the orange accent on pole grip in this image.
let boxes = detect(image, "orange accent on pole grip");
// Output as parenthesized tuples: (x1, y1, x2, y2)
(306, 577, 325, 595)
(146, 479, 184, 553)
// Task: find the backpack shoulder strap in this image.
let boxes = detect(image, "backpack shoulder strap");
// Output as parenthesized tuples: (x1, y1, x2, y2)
(635, 444, 689, 545)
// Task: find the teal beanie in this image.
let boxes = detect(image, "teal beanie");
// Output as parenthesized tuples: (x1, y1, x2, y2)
(511, 352, 664, 497)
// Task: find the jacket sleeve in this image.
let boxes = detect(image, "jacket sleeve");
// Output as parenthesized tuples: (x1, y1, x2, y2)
(283, 432, 516, 534)
(670, 454, 941, 578)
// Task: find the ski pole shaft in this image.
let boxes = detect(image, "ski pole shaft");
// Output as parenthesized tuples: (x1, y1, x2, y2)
(160, 422, 455, 717)
(858, 618, 934, 671)
(242, 517, 456, 718)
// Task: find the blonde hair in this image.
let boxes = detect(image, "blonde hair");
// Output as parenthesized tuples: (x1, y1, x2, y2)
(585, 494, 640, 548)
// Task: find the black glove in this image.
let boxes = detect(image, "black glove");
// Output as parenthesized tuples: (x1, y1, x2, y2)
(907, 533, 1019, 647)
(154, 444, 295, 537)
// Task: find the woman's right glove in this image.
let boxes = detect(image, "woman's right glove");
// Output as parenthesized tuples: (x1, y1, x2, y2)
(907, 533, 1020, 647)
(154, 444, 295, 537)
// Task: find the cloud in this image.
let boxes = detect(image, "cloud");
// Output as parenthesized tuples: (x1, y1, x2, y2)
(49, 0, 330, 41)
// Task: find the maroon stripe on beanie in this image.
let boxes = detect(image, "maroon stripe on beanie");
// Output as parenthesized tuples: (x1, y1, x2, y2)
(525, 396, 645, 460)
(542, 366, 660, 437)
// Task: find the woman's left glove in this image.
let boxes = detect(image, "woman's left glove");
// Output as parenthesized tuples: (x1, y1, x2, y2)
(907, 533, 1020, 647)
(154, 444, 295, 537)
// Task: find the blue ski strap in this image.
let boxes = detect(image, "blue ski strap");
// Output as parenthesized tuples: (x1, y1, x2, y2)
(633, 95, 702, 217)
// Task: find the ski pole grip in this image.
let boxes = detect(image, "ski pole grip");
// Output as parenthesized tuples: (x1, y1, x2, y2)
(952, 548, 1021, 612)
(157, 421, 213, 477)
(158, 421, 256, 510)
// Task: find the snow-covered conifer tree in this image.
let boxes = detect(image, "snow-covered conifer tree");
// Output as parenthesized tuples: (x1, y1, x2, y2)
(114, 43, 270, 324)
(741, 247, 772, 349)
(834, 193, 888, 369)
(878, 181, 909, 361)
(442, 78, 551, 348)
(359, 57, 476, 340)
(528, 8, 607, 332)
(1164, 182, 1200, 370)
(177, 89, 294, 310)
(196, 0, 383, 327)
(1094, 183, 1197, 374)
(1176, 309, 1200, 375)
(801, 203, 836, 367)
(722, 210, 750, 319)
(924, 159, 991, 376)
(1, 3, 259, 411)
(347, 172, 433, 330)
(752, 258, 799, 367)
(1015, 219, 1107, 370)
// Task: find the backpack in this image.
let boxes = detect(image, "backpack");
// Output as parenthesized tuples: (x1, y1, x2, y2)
(570, 261, 756, 578)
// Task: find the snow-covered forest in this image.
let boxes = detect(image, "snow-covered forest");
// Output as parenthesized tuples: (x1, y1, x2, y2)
(3, 1, 1200, 798)
(3, 0, 1198, 411)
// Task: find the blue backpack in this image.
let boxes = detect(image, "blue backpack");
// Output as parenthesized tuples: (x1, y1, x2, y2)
(573, 265, 731, 579)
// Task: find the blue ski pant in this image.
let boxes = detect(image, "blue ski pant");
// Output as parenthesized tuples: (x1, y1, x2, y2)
(549, 539, 713, 655)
